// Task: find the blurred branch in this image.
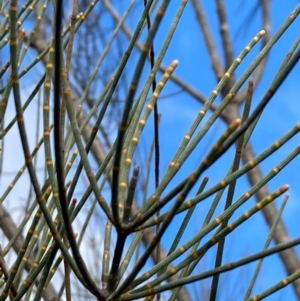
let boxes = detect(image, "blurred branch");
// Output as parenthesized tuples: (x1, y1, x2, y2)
(190, 0, 224, 81)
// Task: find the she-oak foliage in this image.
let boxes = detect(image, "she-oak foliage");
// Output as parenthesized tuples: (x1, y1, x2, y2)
(0, 0, 299, 300)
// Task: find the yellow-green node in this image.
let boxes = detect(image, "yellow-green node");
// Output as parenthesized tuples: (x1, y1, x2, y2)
(244, 211, 250, 218)
(224, 72, 231, 78)
(132, 136, 139, 144)
(259, 29, 266, 36)
(185, 134, 191, 140)
(146, 284, 154, 295)
(22, 256, 28, 262)
(274, 140, 282, 148)
(120, 181, 127, 188)
(248, 160, 255, 167)
(215, 217, 222, 224)
(153, 216, 160, 225)
(123, 258, 129, 264)
(151, 194, 159, 202)
(147, 104, 153, 110)
(179, 245, 187, 253)
(62, 88, 71, 95)
(256, 202, 263, 209)
(212, 89, 219, 95)
(11, 267, 18, 273)
(125, 157, 132, 165)
(228, 92, 235, 99)
(283, 278, 289, 285)
(220, 180, 227, 187)
(273, 167, 279, 173)
(139, 119, 146, 125)
(9, 183, 14, 188)
(245, 46, 251, 51)
(186, 200, 193, 208)
(44, 82, 51, 88)
(228, 224, 234, 230)
(145, 272, 151, 278)
(23, 279, 32, 288)
(98, 197, 105, 203)
(235, 57, 242, 63)
(189, 173, 197, 183)
(170, 267, 178, 274)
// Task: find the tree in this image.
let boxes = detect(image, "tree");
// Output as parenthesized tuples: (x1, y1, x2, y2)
(1, 0, 300, 300)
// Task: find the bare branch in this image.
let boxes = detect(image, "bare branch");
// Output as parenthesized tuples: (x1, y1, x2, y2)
(190, 0, 224, 80)
(242, 142, 300, 297)
(216, 0, 235, 90)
